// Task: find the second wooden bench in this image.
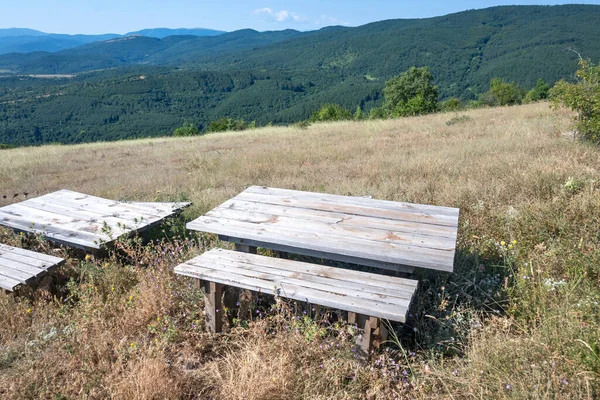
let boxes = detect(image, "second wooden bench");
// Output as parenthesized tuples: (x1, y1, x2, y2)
(175, 248, 419, 352)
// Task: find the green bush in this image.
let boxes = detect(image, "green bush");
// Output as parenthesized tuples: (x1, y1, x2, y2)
(440, 97, 462, 112)
(208, 117, 249, 133)
(173, 122, 200, 137)
(551, 59, 600, 143)
(482, 78, 525, 106)
(368, 107, 387, 119)
(309, 104, 353, 122)
(524, 78, 550, 103)
(382, 66, 439, 117)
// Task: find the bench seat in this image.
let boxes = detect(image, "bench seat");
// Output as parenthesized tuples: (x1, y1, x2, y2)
(175, 248, 418, 351)
(0, 243, 65, 291)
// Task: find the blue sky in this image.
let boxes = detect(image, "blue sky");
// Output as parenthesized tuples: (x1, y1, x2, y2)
(2, 0, 600, 34)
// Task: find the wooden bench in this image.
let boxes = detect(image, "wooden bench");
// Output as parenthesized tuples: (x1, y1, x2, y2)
(0, 243, 65, 292)
(175, 248, 419, 352)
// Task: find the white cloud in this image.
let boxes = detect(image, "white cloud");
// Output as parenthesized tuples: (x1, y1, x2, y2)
(253, 7, 305, 23)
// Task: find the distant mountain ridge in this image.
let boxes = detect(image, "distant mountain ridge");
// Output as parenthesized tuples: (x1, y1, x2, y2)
(125, 28, 224, 38)
(0, 27, 225, 54)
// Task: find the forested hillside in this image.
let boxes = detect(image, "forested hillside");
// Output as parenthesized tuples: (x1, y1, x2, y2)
(1, 5, 599, 146)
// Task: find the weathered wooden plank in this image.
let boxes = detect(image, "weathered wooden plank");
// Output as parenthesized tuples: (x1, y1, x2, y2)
(187, 255, 413, 307)
(0, 210, 103, 249)
(0, 250, 58, 270)
(0, 244, 64, 291)
(0, 203, 130, 237)
(201, 248, 418, 292)
(41, 190, 163, 221)
(176, 262, 409, 322)
(0, 274, 22, 291)
(188, 216, 454, 271)
(23, 197, 136, 229)
(0, 255, 47, 274)
(205, 207, 456, 251)
(0, 264, 34, 283)
(239, 188, 459, 227)
(0, 243, 63, 264)
(220, 199, 458, 239)
(246, 186, 460, 216)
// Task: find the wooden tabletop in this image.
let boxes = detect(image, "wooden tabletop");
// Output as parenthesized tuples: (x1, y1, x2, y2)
(0, 190, 190, 251)
(187, 186, 459, 273)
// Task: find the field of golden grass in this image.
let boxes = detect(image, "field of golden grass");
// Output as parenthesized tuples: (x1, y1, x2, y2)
(1, 102, 599, 399)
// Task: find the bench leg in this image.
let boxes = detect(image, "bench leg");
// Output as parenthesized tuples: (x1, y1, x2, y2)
(204, 281, 224, 333)
(348, 313, 389, 356)
(224, 244, 258, 313)
(348, 312, 380, 356)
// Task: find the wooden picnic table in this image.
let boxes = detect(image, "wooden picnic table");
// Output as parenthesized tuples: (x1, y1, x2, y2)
(187, 186, 459, 274)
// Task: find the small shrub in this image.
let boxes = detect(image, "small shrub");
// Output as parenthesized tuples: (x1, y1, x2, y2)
(208, 117, 249, 133)
(441, 97, 462, 112)
(446, 115, 472, 126)
(173, 122, 200, 137)
(309, 104, 353, 122)
(294, 120, 311, 130)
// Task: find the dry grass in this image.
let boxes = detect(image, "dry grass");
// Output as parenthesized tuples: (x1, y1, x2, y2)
(1, 102, 599, 399)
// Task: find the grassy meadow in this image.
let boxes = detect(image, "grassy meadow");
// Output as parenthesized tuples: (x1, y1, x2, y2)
(0, 102, 599, 399)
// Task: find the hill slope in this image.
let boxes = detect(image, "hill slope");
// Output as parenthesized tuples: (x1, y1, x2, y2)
(1, 103, 599, 398)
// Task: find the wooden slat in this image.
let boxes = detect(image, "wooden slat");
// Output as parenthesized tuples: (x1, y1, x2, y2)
(175, 249, 417, 322)
(41, 190, 163, 221)
(0, 264, 34, 282)
(23, 197, 136, 228)
(246, 186, 459, 216)
(0, 258, 45, 277)
(0, 243, 63, 264)
(189, 253, 413, 307)
(238, 188, 459, 227)
(0, 244, 64, 292)
(0, 209, 103, 249)
(220, 199, 458, 239)
(205, 207, 456, 251)
(202, 248, 418, 291)
(188, 216, 454, 271)
(0, 274, 22, 291)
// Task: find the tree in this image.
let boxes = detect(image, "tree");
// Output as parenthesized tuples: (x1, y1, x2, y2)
(551, 59, 600, 143)
(309, 104, 353, 122)
(354, 106, 363, 120)
(208, 117, 249, 133)
(173, 122, 199, 137)
(524, 78, 550, 103)
(382, 67, 439, 117)
(483, 78, 525, 106)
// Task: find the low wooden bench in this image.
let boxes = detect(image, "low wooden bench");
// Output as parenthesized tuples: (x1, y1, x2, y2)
(175, 248, 419, 352)
(0, 243, 65, 292)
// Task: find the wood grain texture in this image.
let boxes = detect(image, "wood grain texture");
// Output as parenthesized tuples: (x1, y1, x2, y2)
(0, 244, 64, 291)
(0, 190, 190, 251)
(175, 249, 418, 323)
(188, 186, 459, 273)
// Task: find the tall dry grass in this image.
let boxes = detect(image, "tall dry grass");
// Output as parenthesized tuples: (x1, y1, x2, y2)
(1, 103, 599, 399)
